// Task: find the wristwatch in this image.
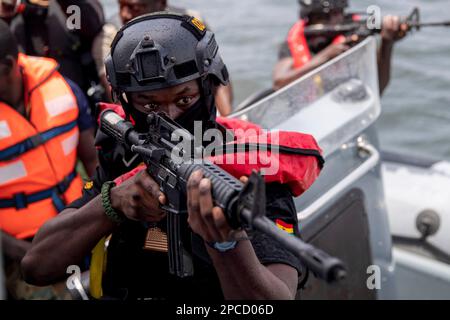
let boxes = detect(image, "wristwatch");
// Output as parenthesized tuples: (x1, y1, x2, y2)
(207, 240, 237, 253)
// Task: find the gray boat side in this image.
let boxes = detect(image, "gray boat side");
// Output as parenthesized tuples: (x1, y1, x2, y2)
(233, 37, 396, 299)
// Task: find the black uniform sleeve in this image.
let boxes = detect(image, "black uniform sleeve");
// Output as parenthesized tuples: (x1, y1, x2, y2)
(278, 41, 292, 60)
(248, 183, 303, 275)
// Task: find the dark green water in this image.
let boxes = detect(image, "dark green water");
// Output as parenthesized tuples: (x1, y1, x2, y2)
(101, 0, 450, 159)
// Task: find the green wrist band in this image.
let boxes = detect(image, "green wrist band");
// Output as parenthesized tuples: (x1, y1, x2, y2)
(101, 181, 126, 225)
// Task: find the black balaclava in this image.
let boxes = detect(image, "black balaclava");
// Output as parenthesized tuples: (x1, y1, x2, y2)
(175, 78, 218, 134)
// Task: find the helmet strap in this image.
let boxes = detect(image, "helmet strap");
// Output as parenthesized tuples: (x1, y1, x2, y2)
(117, 90, 133, 122)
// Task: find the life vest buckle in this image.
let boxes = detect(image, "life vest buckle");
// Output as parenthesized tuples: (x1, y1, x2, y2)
(13, 192, 29, 210)
(56, 177, 71, 194)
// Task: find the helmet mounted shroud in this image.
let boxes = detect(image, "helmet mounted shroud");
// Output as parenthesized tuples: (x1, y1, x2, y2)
(299, 0, 349, 19)
(105, 12, 228, 94)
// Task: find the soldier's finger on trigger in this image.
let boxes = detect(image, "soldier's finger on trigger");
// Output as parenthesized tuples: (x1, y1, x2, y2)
(141, 196, 165, 216)
(239, 176, 249, 184)
(140, 171, 165, 203)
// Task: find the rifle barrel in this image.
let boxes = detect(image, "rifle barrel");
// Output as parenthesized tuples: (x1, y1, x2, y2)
(410, 21, 450, 27)
(241, 209, 346, 283)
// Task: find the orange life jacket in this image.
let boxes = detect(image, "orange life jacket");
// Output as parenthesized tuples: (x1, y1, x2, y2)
(287, 19, 347, 69)
(0, 54, 83, 239)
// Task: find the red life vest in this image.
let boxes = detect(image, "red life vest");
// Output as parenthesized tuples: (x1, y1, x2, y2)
(213, 117, 323, 196)
(0, 54, 83, 239)
(98, 103, 324, 197)
(287, 19, 347, 69)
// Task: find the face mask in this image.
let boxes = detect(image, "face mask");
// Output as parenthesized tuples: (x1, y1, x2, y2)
(174, 98, 216, 135)
(128, 107, 149, 133)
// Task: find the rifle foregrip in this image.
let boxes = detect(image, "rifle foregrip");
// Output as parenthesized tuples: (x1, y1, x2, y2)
(178, 162, 243, 226)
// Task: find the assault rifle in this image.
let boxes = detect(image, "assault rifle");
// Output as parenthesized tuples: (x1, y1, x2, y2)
(304, 7, 450, 42)
(100, 109, 347, 283)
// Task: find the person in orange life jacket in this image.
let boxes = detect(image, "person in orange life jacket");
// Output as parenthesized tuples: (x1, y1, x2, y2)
(0, 20, 98, 299)
(273, 0, 409, 94)
(0, 20, 98, 282)
(92, 0, 234, 116)
(22, 13, 324, 300)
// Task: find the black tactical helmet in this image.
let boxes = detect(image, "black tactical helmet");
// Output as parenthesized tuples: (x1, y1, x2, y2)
(105, 12, 228, 95)
(298, 0, 349, 19)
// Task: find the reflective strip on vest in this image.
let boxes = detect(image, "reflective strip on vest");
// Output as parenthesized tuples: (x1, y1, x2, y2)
(0, 121, 12, 139)
(0, 160, 27, 186)
(44, 94, 78, 118)
(0, 120, 78, 161)
(0, 169, 78, 208)
(61, 130, 79, 156)
(0, 54, 82, 239)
